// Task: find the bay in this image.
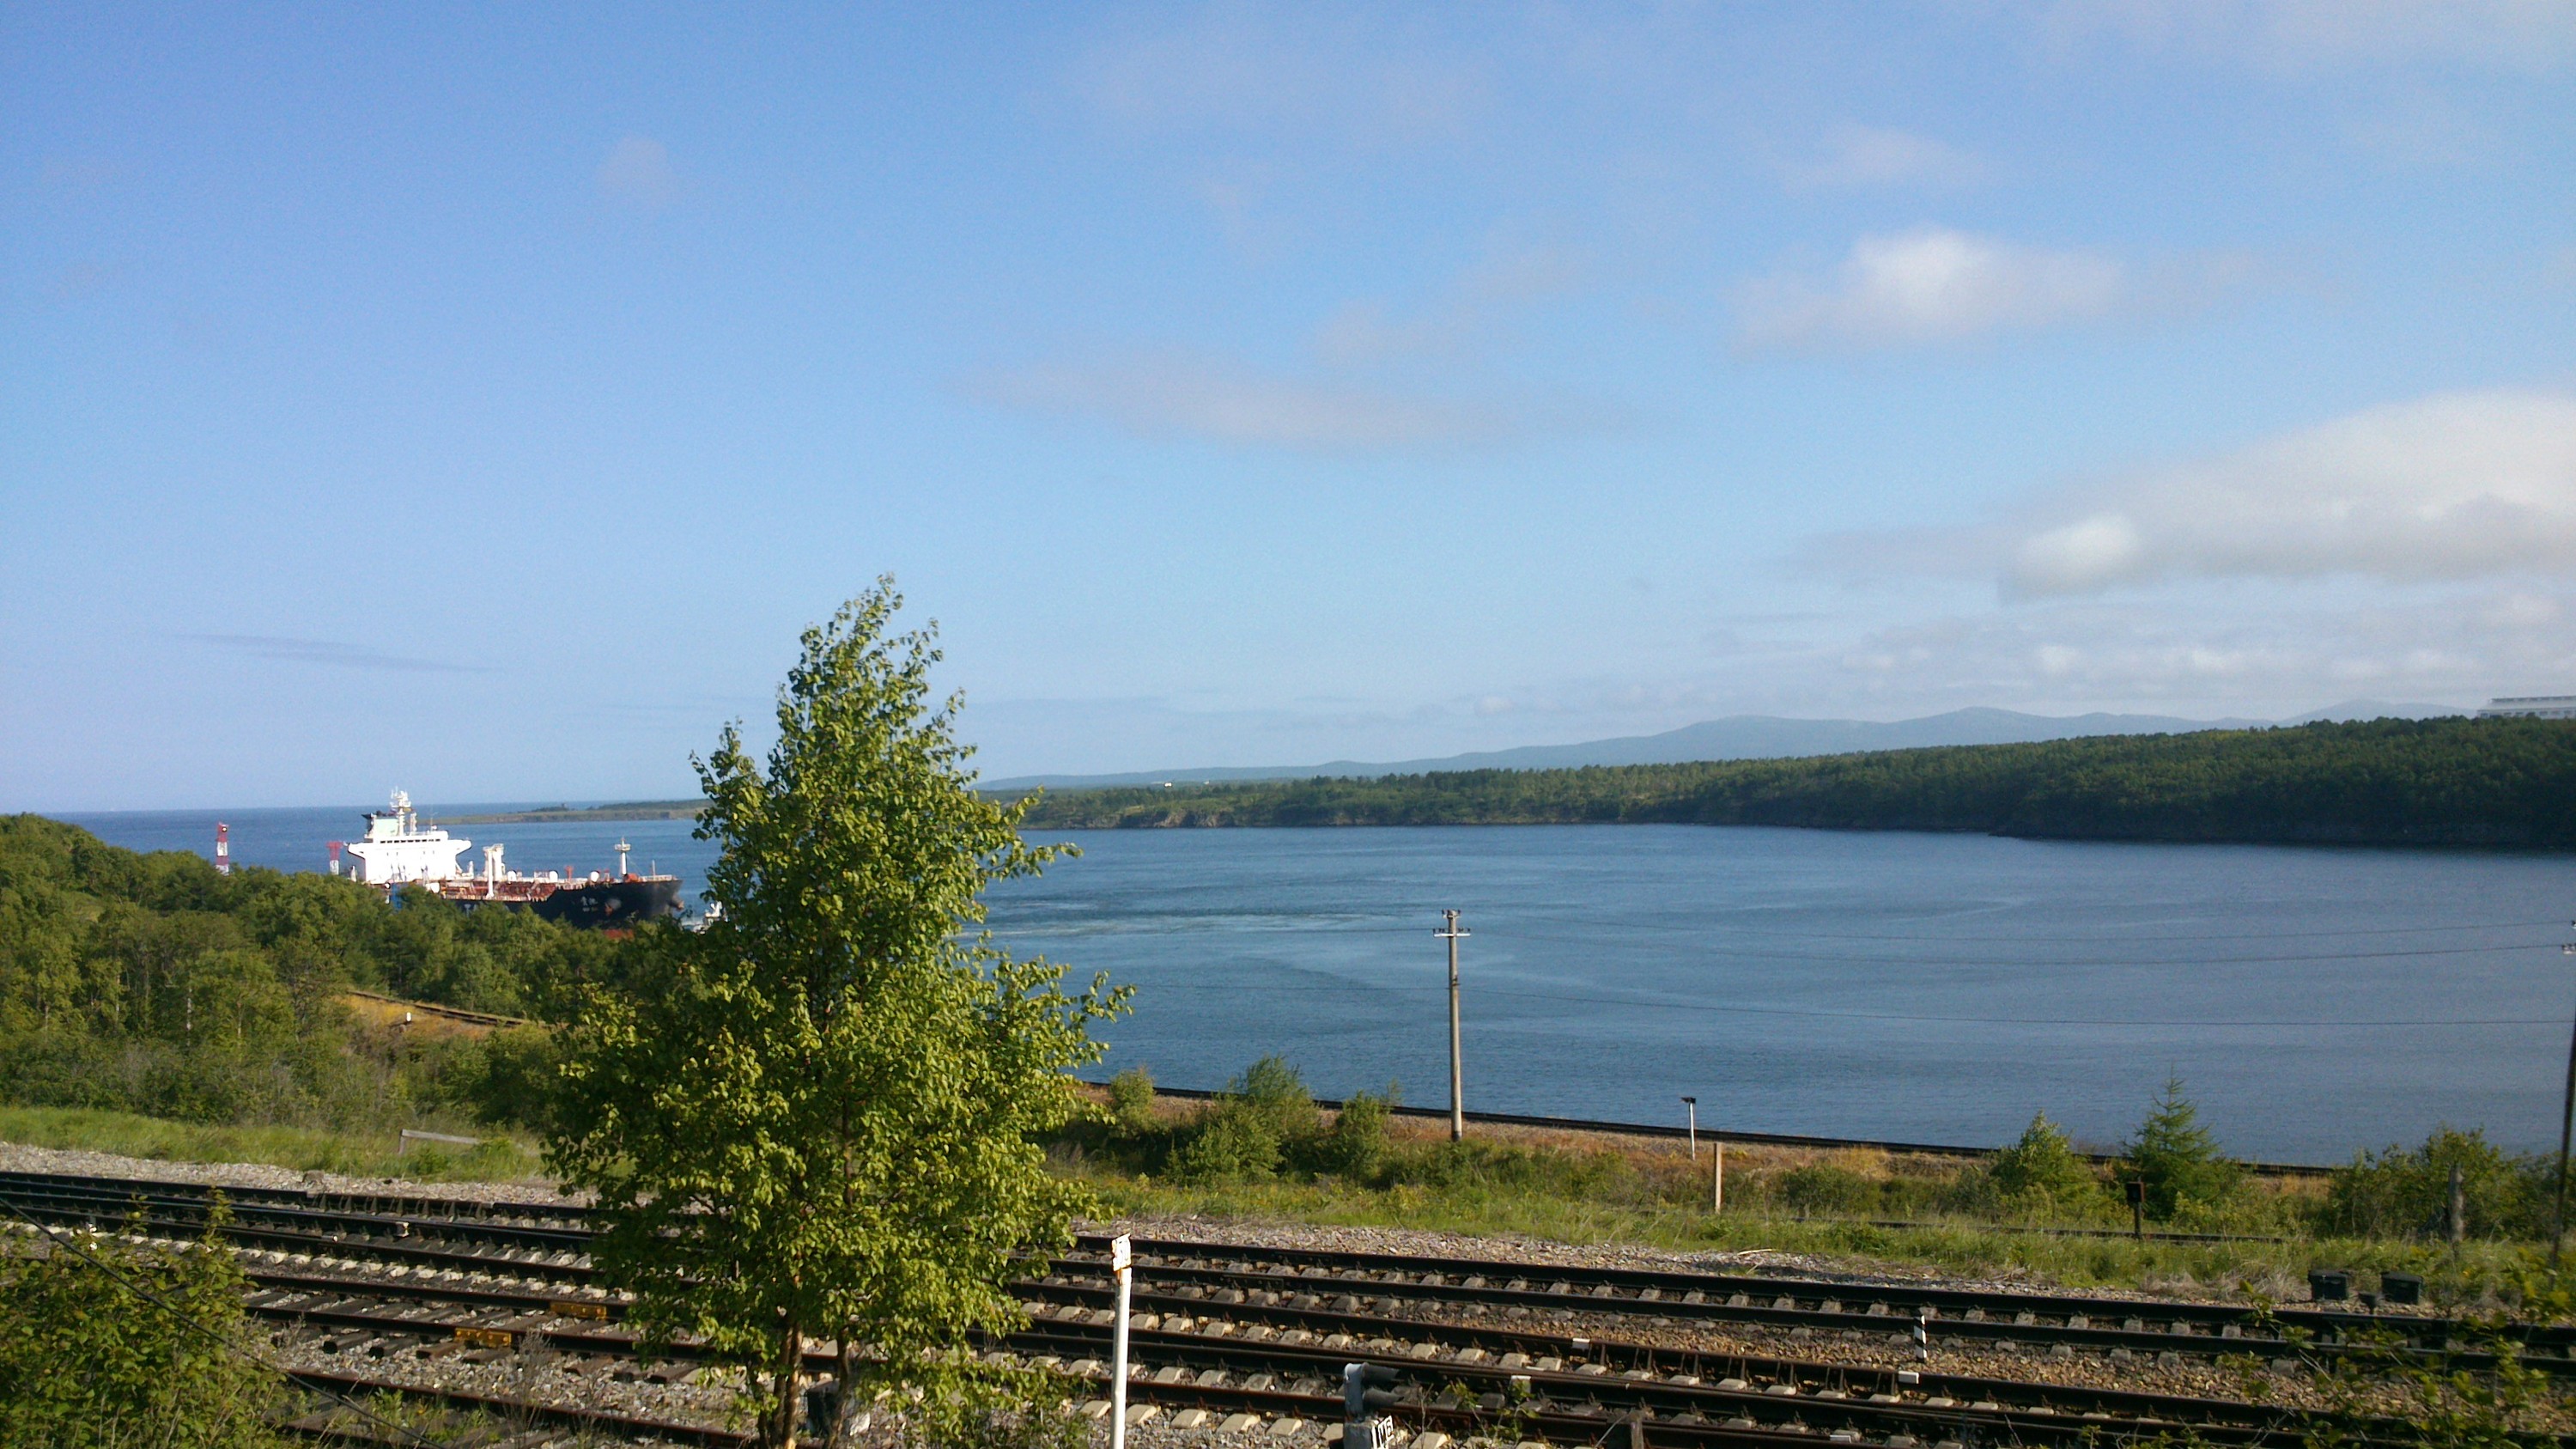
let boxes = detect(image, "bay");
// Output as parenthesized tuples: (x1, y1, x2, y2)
(59, 807, 2575, 1164)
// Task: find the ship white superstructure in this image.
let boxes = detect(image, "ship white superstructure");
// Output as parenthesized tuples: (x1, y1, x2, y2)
(2477, 696, 2576, 720)
(343, 790, 471, 885)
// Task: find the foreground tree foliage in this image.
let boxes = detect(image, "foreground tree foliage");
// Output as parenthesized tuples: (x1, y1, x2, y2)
(549, 581, 1127, 1449)
(0, 1211, 285, 1449)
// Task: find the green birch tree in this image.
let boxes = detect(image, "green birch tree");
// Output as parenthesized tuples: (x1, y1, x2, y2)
(548, 581, 1127, 1449)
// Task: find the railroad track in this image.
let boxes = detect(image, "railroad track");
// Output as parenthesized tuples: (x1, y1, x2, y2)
(8, 1169, 2552, 1372)
(216, 1267, 2357, 1448)
(2, 1170, 2549, 1447)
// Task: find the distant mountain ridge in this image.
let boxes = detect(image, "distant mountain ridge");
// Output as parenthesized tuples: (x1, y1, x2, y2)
(980, 700, 2467, 792)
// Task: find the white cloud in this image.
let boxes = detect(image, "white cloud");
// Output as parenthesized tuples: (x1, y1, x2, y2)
(1781, 124, 1994, 192)
(2007, 388, 2576, 594)
(2031, 0, 2576, 75)
(1312, 244, 1583, 365)
(1069, 7, 1486, 142)
(2346, 88, 2499, 166)
(183, 634, 497, 673)
(1738, 228, 2131, 350)
(1821, 583, 2568, 715)
(964, 352, 1530, 451)
(596, 136, 682, 212)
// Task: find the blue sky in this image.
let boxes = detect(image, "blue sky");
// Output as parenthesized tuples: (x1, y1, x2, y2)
(5, 2, 2573, 810)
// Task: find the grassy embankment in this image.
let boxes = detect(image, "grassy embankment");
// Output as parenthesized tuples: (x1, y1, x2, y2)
(18, 1067, 2553, 1309)
(1059, 1082, 2553, 1306)
(0, 1104, 541, 1183)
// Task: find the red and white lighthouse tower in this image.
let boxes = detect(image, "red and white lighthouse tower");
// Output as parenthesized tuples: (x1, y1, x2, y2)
(214, 822, 232, 875)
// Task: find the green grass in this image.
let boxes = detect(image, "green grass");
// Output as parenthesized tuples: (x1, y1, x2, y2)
(0, 1105, 544, 1184)
(3, 1105, 2557, 1314)
(1077, 1166, 2555, 1310)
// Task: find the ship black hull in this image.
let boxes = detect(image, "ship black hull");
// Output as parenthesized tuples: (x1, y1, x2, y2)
(528, 877, 683, 928)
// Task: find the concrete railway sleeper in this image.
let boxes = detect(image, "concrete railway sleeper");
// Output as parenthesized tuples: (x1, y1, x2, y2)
(15, 1219, 2440, 1449)
(236, 1279, 2389, 1448)
(1069, 1235, 2576, 1364)
(229, 1262, 2353, 1443)
(7, 1172, 2562, 1403)
(14, 1195, 2534, 1384)
(274, 1367, 751, 1446)
(4, 1169, 2553, 1367)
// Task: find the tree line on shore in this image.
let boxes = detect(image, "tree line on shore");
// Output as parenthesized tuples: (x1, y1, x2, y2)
(1014, 715, 2576, 847)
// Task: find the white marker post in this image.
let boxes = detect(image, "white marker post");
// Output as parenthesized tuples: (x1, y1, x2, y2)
(1110, 1233, 1133, 1449)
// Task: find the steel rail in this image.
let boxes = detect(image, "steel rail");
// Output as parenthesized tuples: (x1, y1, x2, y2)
(235, 1273, 2373, 1447)
(10, 1200, 2486, 1449)
(27, 1206, 2451, 1449)
(276, 1367, 750, 1446)
(1073, 1234, 2573, 1362)
(12, 1169, 2562, 1376)
(229, 1258, 2338, 1440)
(0, 1170, 2426, 1349)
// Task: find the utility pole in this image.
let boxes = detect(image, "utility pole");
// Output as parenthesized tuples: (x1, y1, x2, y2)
(2557, 932, 2576, 1268)
(1437, 910, 1469, 1142)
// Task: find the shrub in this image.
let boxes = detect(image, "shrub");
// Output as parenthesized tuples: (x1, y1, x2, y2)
(1167, 1056, 1324, 1184)
(1988, 1113, 2106, 1214)
(2327, 1126, 2551, 1240)
(464, 1025, 565, 1130)
(1106, 1067, 1157, 1137)
(1312, 1090, 1396, 1179)
(1381, 1137, 1619, 1196)
(1167, 1099, 1285, 1183)
(0, 1211, 286, 1448)
(1775, 1162, 1877, 1218)
(2122, 1075, 2242, 1220)
(1232, 1056, 1322, 1142)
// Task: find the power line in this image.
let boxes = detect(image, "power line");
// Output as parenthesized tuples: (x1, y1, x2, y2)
(1493, 915, 2574, 944)
(996, 917, 2573, 948)
(1110, 979, 2548, 1028)
(1483, 931, 2559, 966)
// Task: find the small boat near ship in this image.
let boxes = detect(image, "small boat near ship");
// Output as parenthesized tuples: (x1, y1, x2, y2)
(336, 791, 682, 928)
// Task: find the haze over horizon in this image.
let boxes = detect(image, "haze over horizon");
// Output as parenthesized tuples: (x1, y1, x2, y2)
(8, 4, 2575, 811)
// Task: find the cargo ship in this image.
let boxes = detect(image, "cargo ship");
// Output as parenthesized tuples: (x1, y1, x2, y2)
(336, 791, 683, 928)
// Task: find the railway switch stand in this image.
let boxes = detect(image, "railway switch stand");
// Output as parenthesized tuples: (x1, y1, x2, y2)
(804, 1381, 841, 1440)
(1343, 1362, 1400, 1449)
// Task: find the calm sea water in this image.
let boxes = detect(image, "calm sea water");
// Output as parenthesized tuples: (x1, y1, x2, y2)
(61, 807, 2576, 1164)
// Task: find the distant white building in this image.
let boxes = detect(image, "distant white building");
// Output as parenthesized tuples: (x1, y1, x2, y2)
(2476, 696, 2576, 720)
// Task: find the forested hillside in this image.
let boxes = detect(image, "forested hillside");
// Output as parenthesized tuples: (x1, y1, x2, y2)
(0, 813, 625, 1131)
(1015, 716, 2576, 847)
